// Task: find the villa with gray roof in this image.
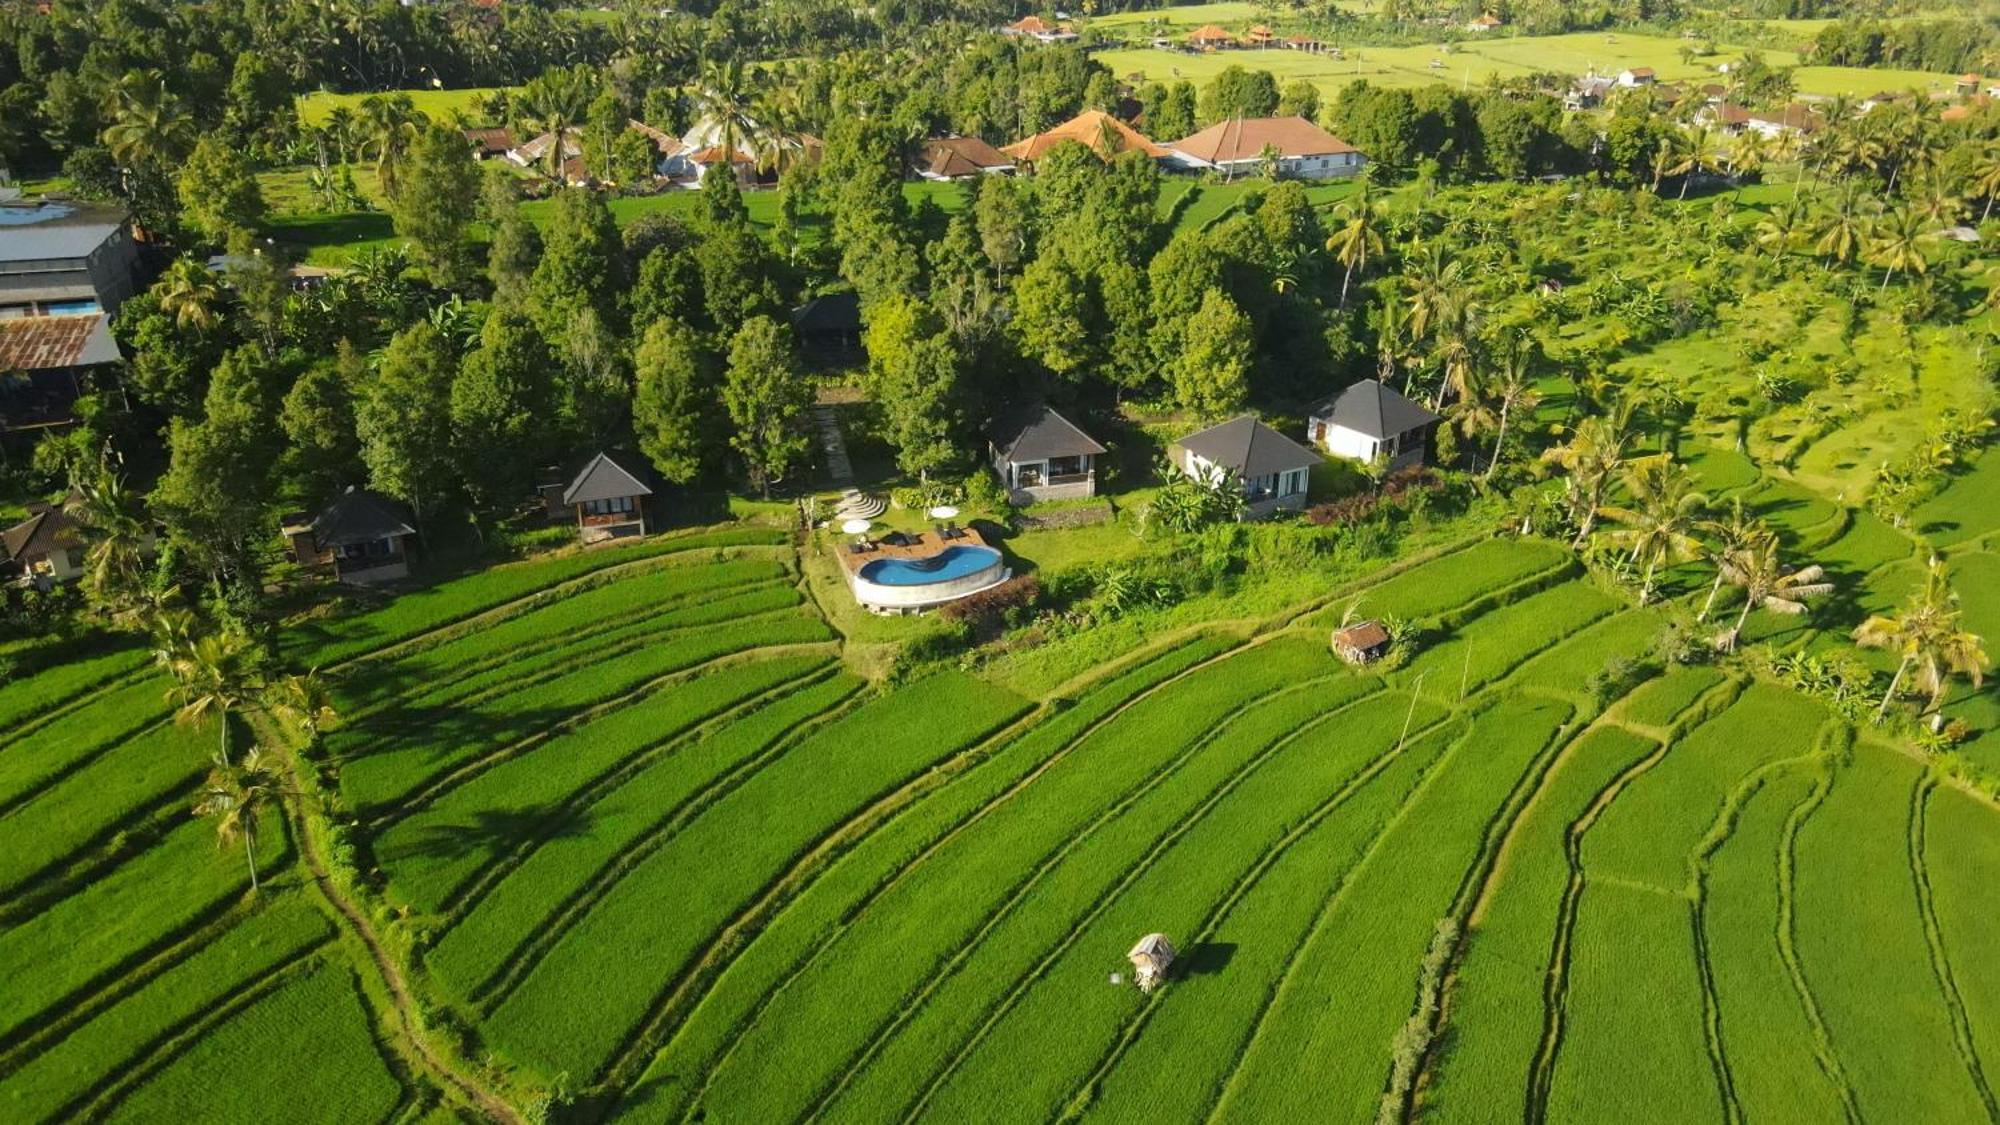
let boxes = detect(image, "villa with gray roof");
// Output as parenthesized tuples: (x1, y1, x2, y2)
(1308, 379, 1440, 472)
(1168, 414, 1320, 519)
(284, 487, 417, 586)
(989, 405, 1105, 504)
(0, 199, 142, 318)
(562, 450, 660, 543)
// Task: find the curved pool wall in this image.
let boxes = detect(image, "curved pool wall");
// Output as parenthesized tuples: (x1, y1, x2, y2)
(848, 545, 1010, 613)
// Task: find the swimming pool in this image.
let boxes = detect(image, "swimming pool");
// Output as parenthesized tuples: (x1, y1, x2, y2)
(848, 544, 1010, 613)
(858, 546, 1004, 586)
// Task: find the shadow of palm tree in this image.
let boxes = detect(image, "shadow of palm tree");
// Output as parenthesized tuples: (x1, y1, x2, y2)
(374, 802, 599, 865)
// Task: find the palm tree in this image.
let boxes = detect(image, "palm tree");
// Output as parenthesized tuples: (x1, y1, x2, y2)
(1868, 203, 1929, 293)
(1374, 294, 1412, 391)
(1754, 203, 1802, 259)
(1812, 181, 1867, 268)
(65, 460, 152, 623)
(157, 627, 263, 768)
(1971, 142, 2000, 225)
(1325, 178, 1383, 309)
(324, 105, 358, 166)
(1667, 125, 1717, 200)
(1726, 129, 1766, 185)
(100, 70, 191, 170)
(693, 56, 763, 170)
(1714, 533, 1832, 652)
(359, 92, 425, 197)
(266, 670, 338, 746)
(1695, 497, 1765, 622)
(1597, 456, 1708, 604)
(1853, 558, 1989, 720)
(1649, 136, 1677, 195)
(1543, 409, 1629, 547)
(193, 748, 280, 894)
(156, 258, 225, 332)
(1479, 332, 1541, 483)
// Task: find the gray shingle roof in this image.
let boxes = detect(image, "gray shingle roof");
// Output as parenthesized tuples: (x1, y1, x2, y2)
(0, 202, 126, 263)
(1173, 415, 1319, 478)
(1309, 379, 1439, 440)
(562, 450, 657, 506)
(312, 487, 416, 549)
(992, 405, 1105, 463)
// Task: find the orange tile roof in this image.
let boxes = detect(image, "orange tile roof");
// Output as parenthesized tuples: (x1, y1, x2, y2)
(918, 136, 1015, 177)
(1188, 24, 1235, 41)
(1167, 115, 1358, 163)
(1008, 15, 1051, 33)
(1002, 110, 1166, 162)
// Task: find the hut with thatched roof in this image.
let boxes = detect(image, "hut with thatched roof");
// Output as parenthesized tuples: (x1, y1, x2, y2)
(1332, 620, 1391, 664)
(1128, 933, 1176, 992)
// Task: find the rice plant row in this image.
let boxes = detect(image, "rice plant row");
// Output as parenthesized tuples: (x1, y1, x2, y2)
(0, 716, 216, 899)
(1617, 666, 1729, 729)
(0, 644, 148, 740)
(1421, 725, 1662, 1125)
(327, 580, 802, 757)
(335, 609, 833, 815)
(477, 672, 1030, 1083)
(1300, 536, 1575, 631)
(0, 816, 291, 1049)
(1922, 784, 2000, 1096)
(1908, 776, 2000, 1119)
(97, 959, 404, 1124)
(424, 674, 867, 1005)
(696, 647, 1370, 1123)
(1509, 609, 1669, 699)
(0, 676, 174, 815)
(331, 558, 789, 716)
(373, 654, 831, 916)
(813, 647, 1377, 1123)
(1208, 696, 1573, 1124)
(283, 525, 788, 665)
(1400, 582, 1622, 703)
(1699, 762, 1854, 1123)
(0, 895, 333, 1123)
(912, 692, 1447, 1125)
(1788, 750, 1986, 1121)
(616, 636, 1248, 1121)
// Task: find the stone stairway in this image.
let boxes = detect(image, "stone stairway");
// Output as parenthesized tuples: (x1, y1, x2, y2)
(812, 405, 854, 487)
(835, 488, 886, 521)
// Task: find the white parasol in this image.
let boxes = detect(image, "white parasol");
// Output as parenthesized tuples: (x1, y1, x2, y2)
(841, 518, 873, 535)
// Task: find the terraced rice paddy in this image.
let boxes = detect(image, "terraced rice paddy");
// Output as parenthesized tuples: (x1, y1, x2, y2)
(3, 526, 1998, 1121)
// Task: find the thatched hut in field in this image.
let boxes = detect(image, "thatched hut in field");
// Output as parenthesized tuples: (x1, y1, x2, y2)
(1332, 620, 1391, 664)
(1128, 933, 1176, 992)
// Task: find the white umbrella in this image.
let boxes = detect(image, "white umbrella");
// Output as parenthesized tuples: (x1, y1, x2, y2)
(841, 518, 873, 535)
(929, 505, 960, 520)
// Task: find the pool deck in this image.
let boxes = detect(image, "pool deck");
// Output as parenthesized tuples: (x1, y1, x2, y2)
(836, 524, 992, 576)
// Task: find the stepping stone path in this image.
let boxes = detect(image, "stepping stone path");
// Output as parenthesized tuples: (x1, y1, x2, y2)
(812, 405, 854, 487)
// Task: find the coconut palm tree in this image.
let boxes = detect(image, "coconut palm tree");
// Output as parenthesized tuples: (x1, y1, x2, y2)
(157, 627, 263, 768)
(1853, 558, 1989, 720)
(1726, 128, 1766, 185)
(156, 258, 225, 332)
(692, 56, 763, 170)
(194, 748, 280, 893)
(323, 105, 358, 166)
(65, 461, 152, 623)
(1753, 202, 1802, 259)
(1543, 409, 1630, 547)
(1325, 178, 1383, 309)
(266, 670, 338, 746)
(359, 92, 425, 197)
(1868, 203, 1929, 292)
(1479, 332, 1541, 483)
(1812, 181, 1868, 268)
(1667, 125, 1717, 200)
(1695, 497, 1766, 622)
(1971, 142, 2000, 225)
(100, 70, 191, 170)
(1374, 292, 1413, 392)
(1714, 533, 1832, 651)
(1597, 456, 1708, 604)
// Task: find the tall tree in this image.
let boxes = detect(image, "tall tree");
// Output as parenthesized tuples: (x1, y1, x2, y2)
(150, 347, 280, 575)
(392, 123, 483, 289)
(355, 323, 457, 533)
(1715, 533, 1832, 651)
(280, 344, 363, 504)
(867, 296, 963, 483)
(1854, 558, 1989, 719)
(530, 187, 623, 341)
(1325, 177, 1383, 309)
(485, 170, 542, 301)
(631, 319, 715, 484)
(452, 310, 556, 520)
(176, 135, 266, 246)
(1597, 456, 1708, 604)
(194, 748, 279, 893)
(722, 316, 812, 498)
(1172, 288, 1253, 419)
(1543, 410, 1629, 547)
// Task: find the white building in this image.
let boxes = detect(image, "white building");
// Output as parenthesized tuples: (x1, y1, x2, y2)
(1306, 379, 1440, 472)
(1163, 116, 1365, 181)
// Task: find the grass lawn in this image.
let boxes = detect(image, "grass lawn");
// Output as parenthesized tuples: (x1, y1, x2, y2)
(296, 86, 505, 126)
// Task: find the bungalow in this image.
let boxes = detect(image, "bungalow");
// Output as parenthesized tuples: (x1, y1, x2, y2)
(562, 450, 659, 543)
(1617, 67, 1656, 87)
(1, 501, 83, 588)
(1187, 24, 1237, 50)
(791, 290, 864, 364)
(1001, 15, 1078, 42)
(1169, 415, 1319, 519)
(914, 136, 1016, 180)
(1331, 619, 1391, 664)
(1307, 378, 1439, 472)
(1002, 110, 1168, 165)
(461, 126, 515, 160)
(1565, 75, 1614, 110)
(284, 486, 417, 585)
(1283, 36, 1326, 54)
(507, 128, 583, 175)
(1166, 116, 1364, 180)
(1745, 104, 1822, 138)
(0, 312, 120, 436)
(1465, 13, 1502, 31)
(1245, 24, 1275, 47)
(1953, 73, 1981, 97)
(989, 404, 1106, 504)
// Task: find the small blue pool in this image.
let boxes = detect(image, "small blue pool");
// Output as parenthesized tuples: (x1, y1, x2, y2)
(859, 546, 1004, 587)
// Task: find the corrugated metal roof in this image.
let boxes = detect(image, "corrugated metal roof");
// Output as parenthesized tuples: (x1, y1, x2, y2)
(0, 313, 119, 370)
(0, 202, 125, 262)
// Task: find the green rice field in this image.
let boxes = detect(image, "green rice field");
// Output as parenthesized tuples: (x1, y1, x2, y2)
(2, 517, 1997, 1121)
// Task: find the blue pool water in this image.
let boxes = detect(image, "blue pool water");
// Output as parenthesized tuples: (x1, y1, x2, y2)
(859, 546, 1003, 587)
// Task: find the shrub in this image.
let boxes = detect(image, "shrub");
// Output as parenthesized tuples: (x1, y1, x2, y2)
(962, 467, 1008, 515)
(890, 482, 965, 511)
(937, 576, 1041, 629)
